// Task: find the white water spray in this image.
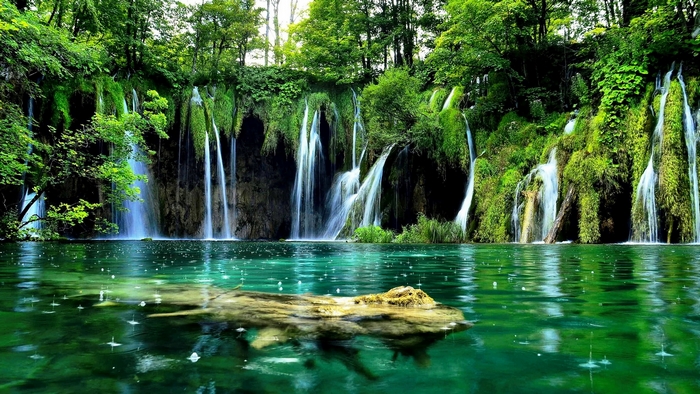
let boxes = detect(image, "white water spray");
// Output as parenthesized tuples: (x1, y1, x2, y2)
(632, 67, 673, 243)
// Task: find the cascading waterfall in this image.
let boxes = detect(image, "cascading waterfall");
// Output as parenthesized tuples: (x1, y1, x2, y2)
(513, 149, 559, 242)
(455, 115, 476, 232)
(632, 67, 673, 243)
(678, 68, 700, 243)
(211, 117, 231, 239)
(352, 145, 395, 228)
(290, 102, 323, 239)
(119, 90, 159, 239)
(323, 90, 366, 239)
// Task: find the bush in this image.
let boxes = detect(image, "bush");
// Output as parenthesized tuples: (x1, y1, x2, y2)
(395, 214, 464, 243)
(353, 226, 394, 243)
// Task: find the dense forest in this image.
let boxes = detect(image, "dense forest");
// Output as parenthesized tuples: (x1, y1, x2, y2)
(0, 0, 699, 243)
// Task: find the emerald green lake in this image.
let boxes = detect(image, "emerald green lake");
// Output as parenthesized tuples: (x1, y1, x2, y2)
(1, 242, 699, 393)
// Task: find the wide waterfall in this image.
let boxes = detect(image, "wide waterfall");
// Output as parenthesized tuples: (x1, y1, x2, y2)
(212, 117, 231, 239)
(513, 149, 558, 243)
(455, 115, 476, 232)
(290, 102, 323, 239)
(632, 67, 673, 243)
(678, 68, 700, 243)
(116, 90, 159, 239)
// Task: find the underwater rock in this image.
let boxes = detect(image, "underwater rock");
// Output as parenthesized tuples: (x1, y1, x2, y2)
(146, 285, 471, 345)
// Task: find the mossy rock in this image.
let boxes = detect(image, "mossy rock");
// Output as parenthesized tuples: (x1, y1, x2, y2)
(353, 286, 435, 306)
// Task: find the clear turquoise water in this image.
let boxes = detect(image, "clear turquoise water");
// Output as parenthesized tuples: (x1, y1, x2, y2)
(1, 242, 699, 393)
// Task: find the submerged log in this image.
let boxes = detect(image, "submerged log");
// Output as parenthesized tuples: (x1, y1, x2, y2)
(544, 184, 575, 244)
(148, 286, 472, 347)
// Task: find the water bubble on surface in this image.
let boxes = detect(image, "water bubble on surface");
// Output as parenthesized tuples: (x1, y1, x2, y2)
(187, 352, 201, 363)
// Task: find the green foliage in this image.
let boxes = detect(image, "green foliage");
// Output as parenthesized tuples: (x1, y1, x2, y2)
(363, 68, 420, 150)
(0, 102, 35, 186)
(353, 226, 394, 243)
(51, 87, 72, 130)
(394, 214, 464, 244)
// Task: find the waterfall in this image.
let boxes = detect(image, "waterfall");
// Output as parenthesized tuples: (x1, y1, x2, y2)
(455, 115, 476, 232)
(323, 91, 366, 239)
(230, 135, 237, 236)
(443, 87, 457, 111)
(117, 90, 159, 239)
(564, 118, 576, 134)
(357, 145, 394, 227)
(212, 117, 231, 239)
(632, 67, 673, 243)
(513, 149, 558, 242)
(203, 128, 213, 239)
(290, 102, 323, 239)
(678, 69, 700, 243)
(538, 149, 559, 240)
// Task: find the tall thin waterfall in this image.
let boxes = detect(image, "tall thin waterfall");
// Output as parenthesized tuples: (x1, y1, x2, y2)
(455, 115, 476, 232)
(290, 102, 323, 239)
(632, 67, 673, 243)
(189, 87, 213, 239)
(679, 69, 700, 243)
(20, 97, 45, 236)
(203, 127, 213, 239)
(512, 149, 558, 242)
(323, 91, 366, 239)
(212, 117, 231, 239)
(117, 90, 159, 239)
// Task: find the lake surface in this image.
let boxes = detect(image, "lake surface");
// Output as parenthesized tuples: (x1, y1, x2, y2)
(1, 242, 699, 393)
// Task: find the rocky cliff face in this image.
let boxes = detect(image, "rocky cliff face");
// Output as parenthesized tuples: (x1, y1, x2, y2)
(234, 117, 296, 239)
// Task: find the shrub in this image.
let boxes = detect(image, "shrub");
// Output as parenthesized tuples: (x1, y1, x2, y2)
(353, 226, 394, 243)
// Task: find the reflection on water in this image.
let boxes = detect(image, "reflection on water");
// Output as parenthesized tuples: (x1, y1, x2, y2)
(0, 242, 699, 393)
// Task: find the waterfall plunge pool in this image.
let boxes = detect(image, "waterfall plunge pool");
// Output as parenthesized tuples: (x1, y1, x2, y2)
(1, 242, 699, 393)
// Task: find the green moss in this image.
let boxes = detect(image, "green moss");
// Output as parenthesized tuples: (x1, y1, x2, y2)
(438, 107, 467, 169)
(51, 87, 71, 130)
(429, 88, 447, 112)
(578, 190, 601, 243)
(189, 99, 208, 160)
(103, 79, 126, 118)
(658, 81, 693, 242)
(213, 86, 234, 137)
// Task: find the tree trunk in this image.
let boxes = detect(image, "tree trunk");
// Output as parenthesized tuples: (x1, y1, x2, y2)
(544, 184, 575, 244)
(264, 0, 270, 66)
